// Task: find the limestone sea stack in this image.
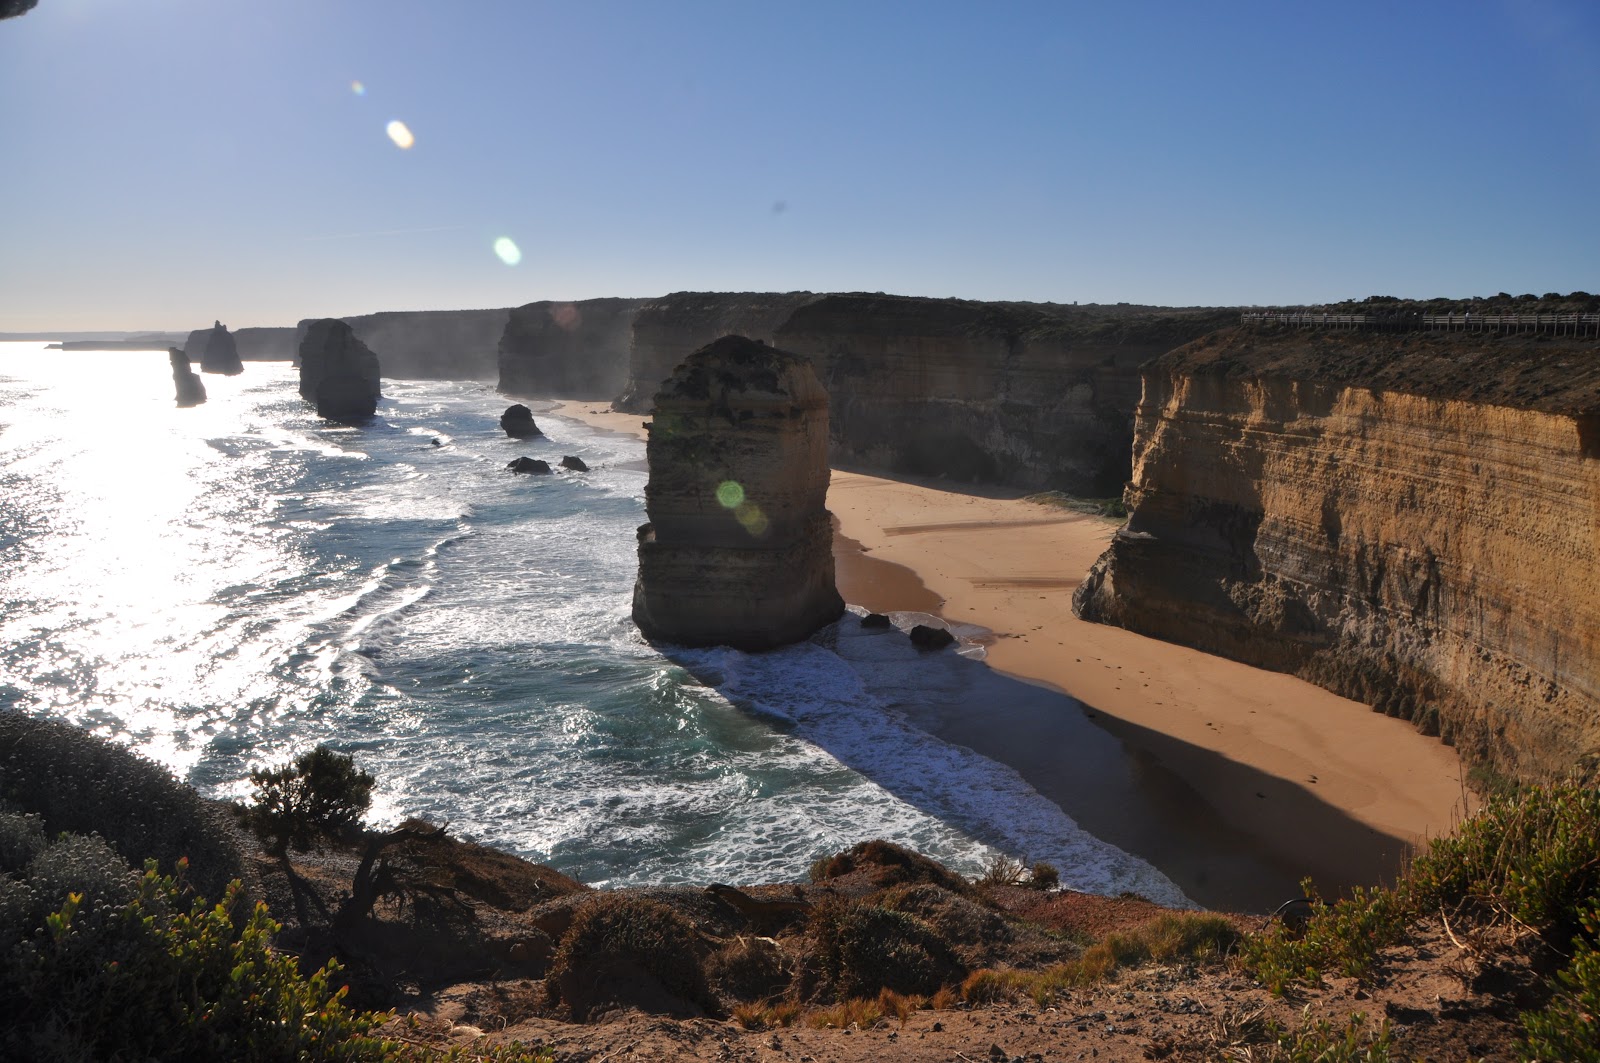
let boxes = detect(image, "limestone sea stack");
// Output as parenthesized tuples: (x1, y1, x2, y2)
(197, 320, 243, 375)
(168, 347, 206, 407)
(633, 335, 845, 650)
(297, 318, 381, 421)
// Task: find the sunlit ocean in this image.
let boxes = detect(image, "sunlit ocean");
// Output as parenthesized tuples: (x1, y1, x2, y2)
(0, 344, 1184, 904)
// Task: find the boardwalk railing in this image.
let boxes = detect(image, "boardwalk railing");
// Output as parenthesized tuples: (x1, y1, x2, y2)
(1241, 311, 1600, 338)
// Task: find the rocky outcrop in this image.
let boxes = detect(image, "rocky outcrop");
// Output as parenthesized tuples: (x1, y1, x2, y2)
(168, 348, 206, 407)
(560, 455, 588, 472)
(507, 457, 551, 474)
(297, 319, 381, 421)
(1073, 326, 1600, 784)
(633, 335, 844, 650)
(295, 309, 510, 380)
(500, 404, 542, 438)
(497, 298, 648, 399)
(613, 292, 820, 413)
(1, 1, 38, 20)
(193, 321, 243, 375)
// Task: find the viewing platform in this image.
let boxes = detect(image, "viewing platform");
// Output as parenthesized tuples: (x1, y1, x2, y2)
(1242, 311, 1600, 338)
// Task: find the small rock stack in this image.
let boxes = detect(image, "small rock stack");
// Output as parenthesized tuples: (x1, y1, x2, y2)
(633, 335, 844, 649)
(168, 347, 206, 407)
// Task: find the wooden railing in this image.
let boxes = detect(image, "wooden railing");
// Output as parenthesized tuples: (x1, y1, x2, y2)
(1241, 311, 1600, 338)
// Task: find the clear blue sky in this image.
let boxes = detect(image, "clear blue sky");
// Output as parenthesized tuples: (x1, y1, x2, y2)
(3, 0, 1597, 330)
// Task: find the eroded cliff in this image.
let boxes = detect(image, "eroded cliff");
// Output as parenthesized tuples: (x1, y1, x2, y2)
(1074, 326, 1600, 783)
(295, 309, 510, 380)
(497, 298, 647, 399)
(613, 292, 820, 412)
(615, 292, 1227, 494)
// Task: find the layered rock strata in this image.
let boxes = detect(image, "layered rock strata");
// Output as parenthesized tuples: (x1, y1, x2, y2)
(194, 320, 243, 375)
(1074, 327, 1600, 783)
(297, 319, 381, 421)
(497, 297, 647, 399)
(633, 335, 844, 650)
(777, 294, 1229, 493)
(613, 292, 820, 413)
(295, 309, 510, 380)
(168, 348, 206, 407)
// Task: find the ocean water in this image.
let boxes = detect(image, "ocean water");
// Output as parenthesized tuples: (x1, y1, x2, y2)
(0, 344, 1186, 906)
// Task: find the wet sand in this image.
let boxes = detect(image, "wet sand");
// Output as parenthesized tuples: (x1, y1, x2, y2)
(551, 402, 1471, 911)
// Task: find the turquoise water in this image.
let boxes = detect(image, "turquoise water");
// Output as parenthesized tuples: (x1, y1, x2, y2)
(0, 344, 1185, 904)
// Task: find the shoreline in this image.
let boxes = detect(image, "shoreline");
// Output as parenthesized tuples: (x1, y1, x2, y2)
(548, 401, 1470, 911)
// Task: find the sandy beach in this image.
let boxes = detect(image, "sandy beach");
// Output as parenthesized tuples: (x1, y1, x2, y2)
(552, 402, 1470, 912)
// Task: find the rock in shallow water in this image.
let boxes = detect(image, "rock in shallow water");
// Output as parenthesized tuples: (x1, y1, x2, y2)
(168, 347, 206, 407)
(507, 457, 552, 474)
(500, 404, 542, 438)
(560, 455, 588, 472)
(297, 319, 381, 422)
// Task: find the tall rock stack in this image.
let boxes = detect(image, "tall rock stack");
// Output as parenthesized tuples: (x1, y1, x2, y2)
(297, 318, 381, 421)
(197, 320, 243, 375)
(633, 335, 844, 650)
(168, 348, 206, 407)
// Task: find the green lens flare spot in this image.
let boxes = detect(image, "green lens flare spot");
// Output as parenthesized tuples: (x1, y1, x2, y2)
(716, 481, 745, 508)
(735, 501, 769, 537)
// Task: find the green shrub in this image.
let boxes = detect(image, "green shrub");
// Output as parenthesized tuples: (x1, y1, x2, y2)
(0, 808, 48, 873)
(545, 895, 715, 1021)
(1519, 903, 1600, 1062)
(1408, 782, 1600, 943)
(248, 745, 375, 855)
(1028, 862, 1060, 891)
(808, 839, 970, 894)
(0, 711, 241, 897)
(804, 899, 964, 1000)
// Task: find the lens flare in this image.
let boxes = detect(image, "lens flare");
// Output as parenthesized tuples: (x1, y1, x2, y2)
(493, 237, 522, 266)
(351, 80, 366, 96)
(385, 120, 415, 149)
(735, 501, 769, 537)
(716, 481, 745, 508)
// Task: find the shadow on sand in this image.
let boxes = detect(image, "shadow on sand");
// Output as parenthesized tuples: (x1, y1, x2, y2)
(660, 609, 1423, 915)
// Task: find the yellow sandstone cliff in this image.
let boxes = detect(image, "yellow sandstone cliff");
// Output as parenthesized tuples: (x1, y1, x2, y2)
(1075, 326, 1600, 783)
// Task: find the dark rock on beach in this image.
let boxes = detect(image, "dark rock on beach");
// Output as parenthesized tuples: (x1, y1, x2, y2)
(860, 612, 892, 629)
(507, 457, 552, 474)
(500, 404, 542, 438)
(560, 455, 588, 472)
(168, 347, 207, 407)
(297, 319, 381, 422)
(909, 624, 956, 650)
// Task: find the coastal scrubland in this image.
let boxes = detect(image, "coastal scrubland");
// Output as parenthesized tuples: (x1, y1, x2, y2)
(3, 712, 1596, 1061)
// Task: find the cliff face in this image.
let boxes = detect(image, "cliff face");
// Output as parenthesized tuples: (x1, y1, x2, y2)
(497, 298, 647, 399)
(633, 335, 844, 650)
(615, 292, 1227, 493)
(1074, 327, 1600, 783)
(298, 319, 381, 421)
(295, 309, 510, 380)
(777, 295, 1227, 493)
(613, 292, 820, 412)
(234, 327, 298, 361)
